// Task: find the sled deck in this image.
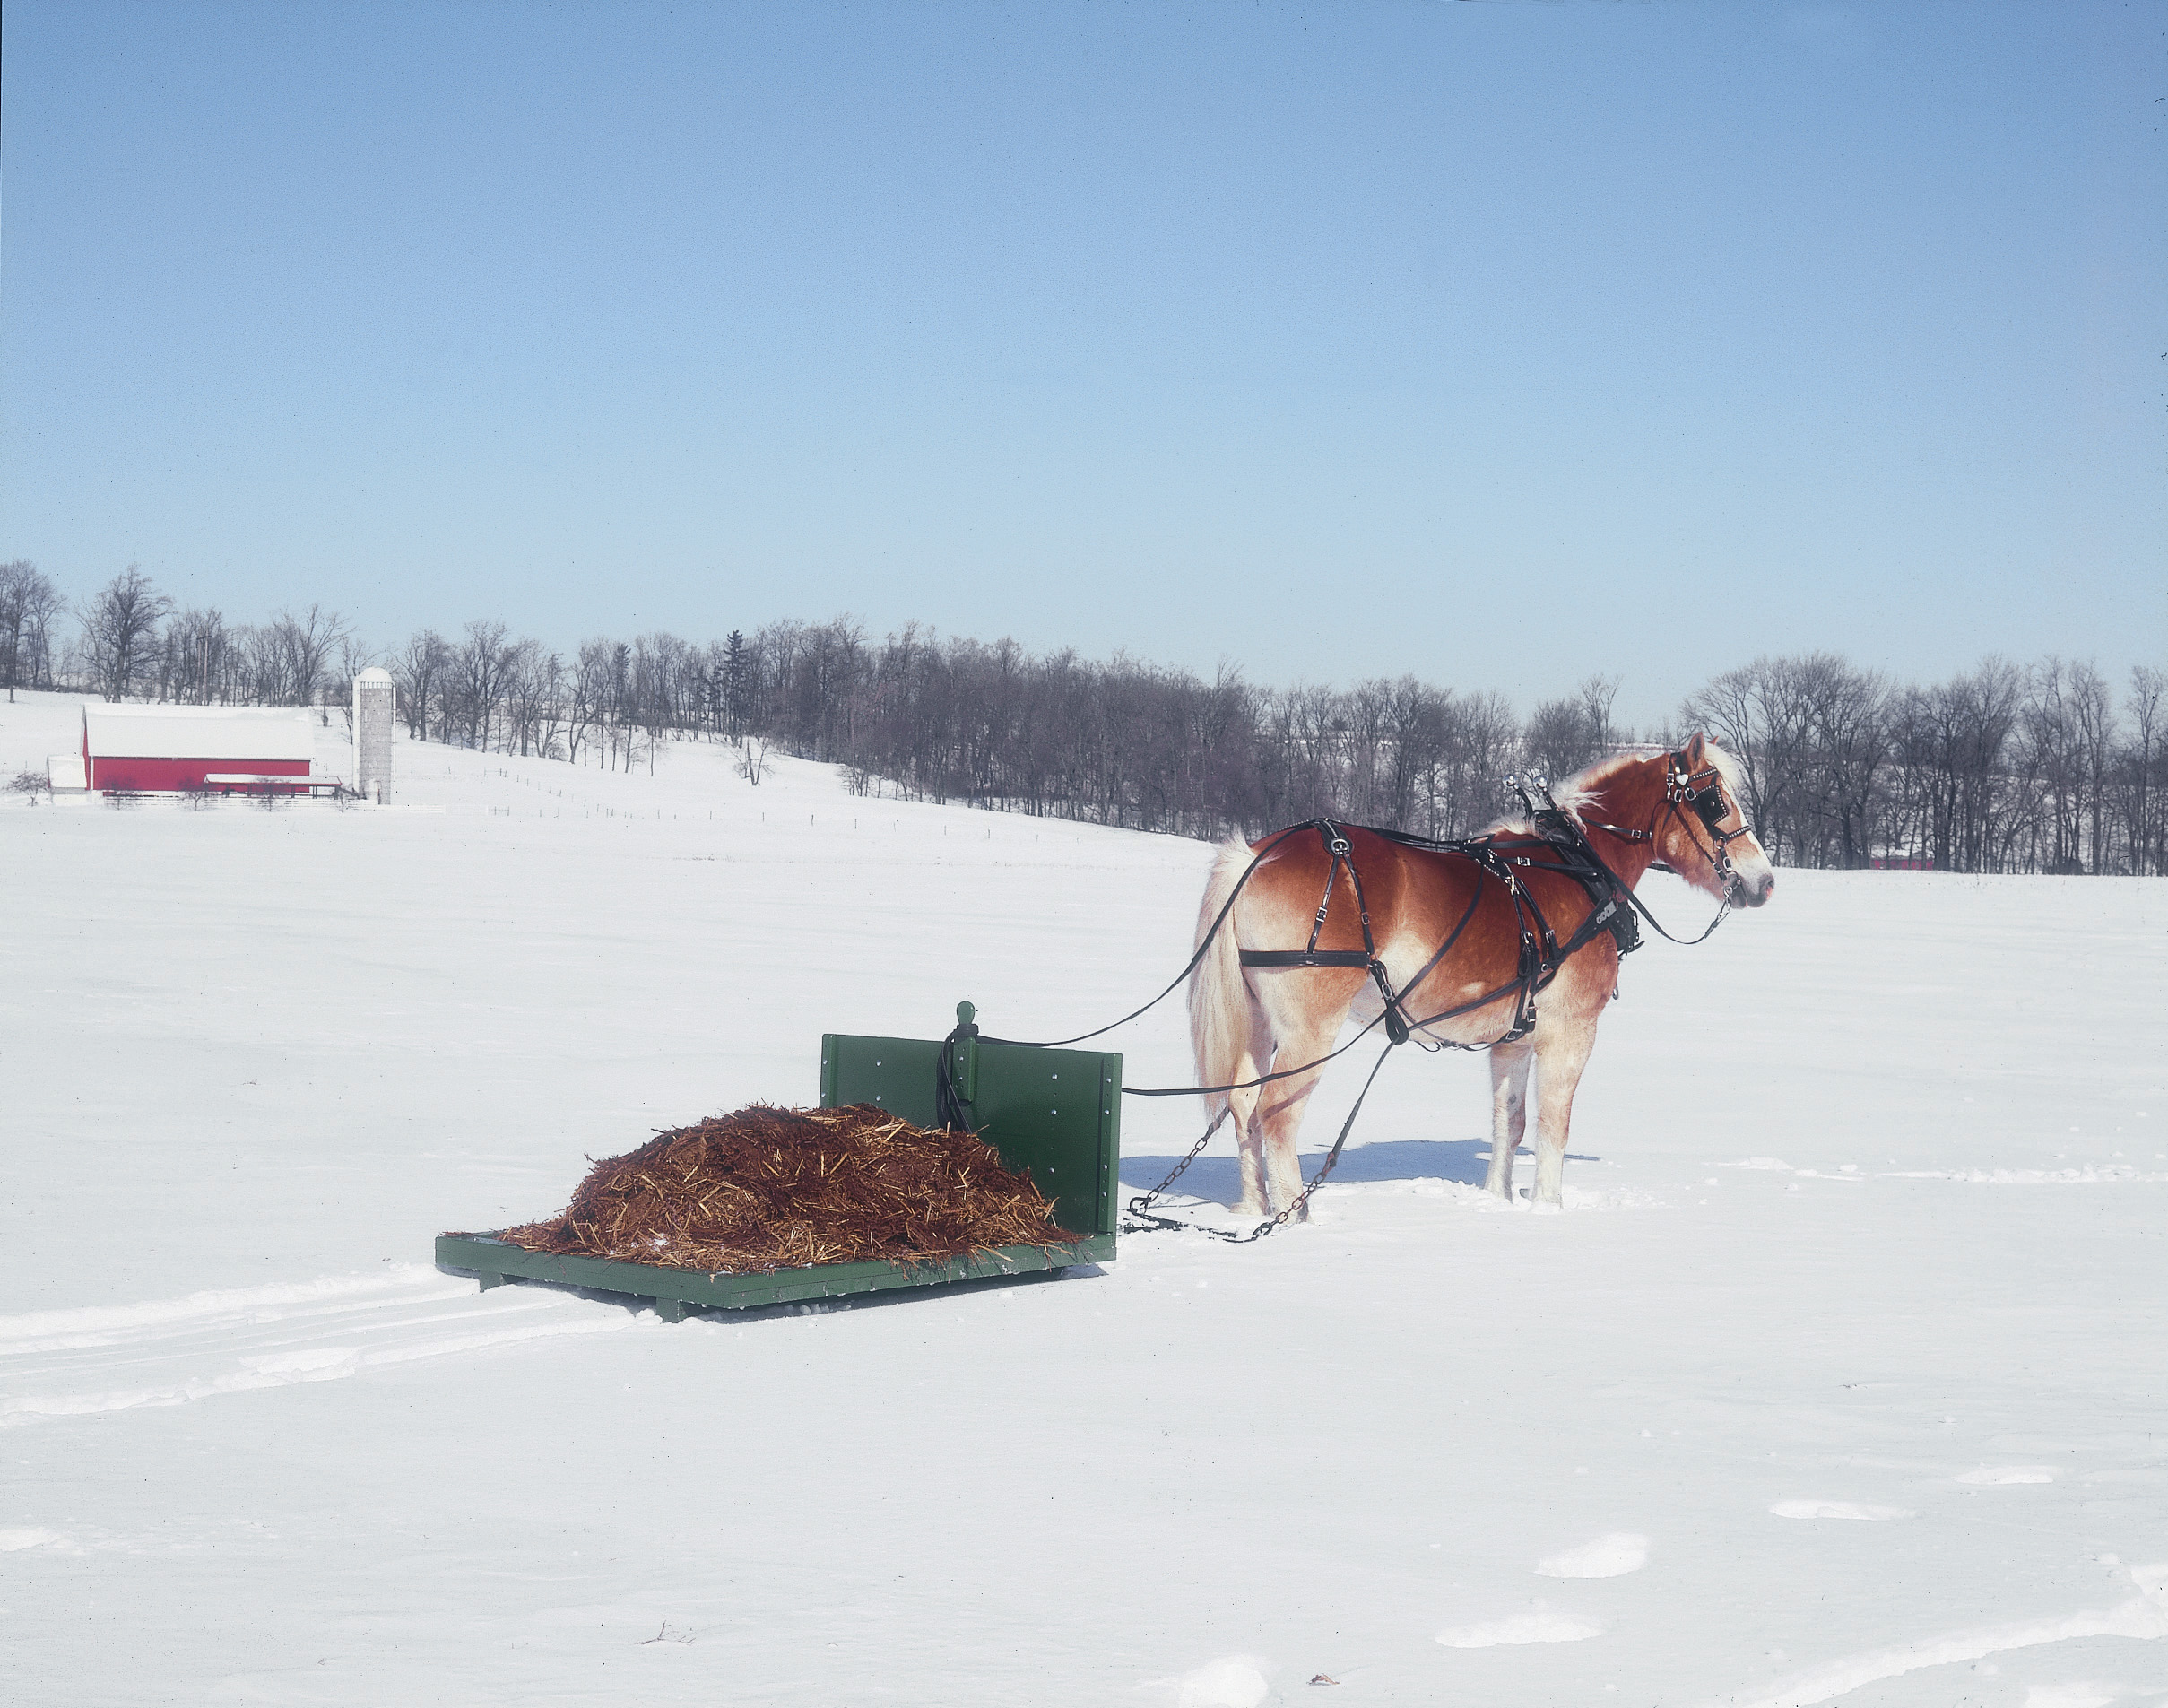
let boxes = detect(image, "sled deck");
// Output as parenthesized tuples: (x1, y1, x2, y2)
(434, 1006, 1120, 1318)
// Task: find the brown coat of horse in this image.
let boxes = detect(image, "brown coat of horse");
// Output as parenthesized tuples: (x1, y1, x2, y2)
(1187, 734, 1774, 1213)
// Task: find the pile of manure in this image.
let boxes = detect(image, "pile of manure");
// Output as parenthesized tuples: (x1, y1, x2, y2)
(491, 1103, 1078, 1273)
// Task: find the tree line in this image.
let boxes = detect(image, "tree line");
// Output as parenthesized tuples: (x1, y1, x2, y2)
(2, 563, 366, 712)
(6, 561, 2163, 875)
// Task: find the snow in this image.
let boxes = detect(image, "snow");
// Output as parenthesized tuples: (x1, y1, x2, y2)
(4, 685, 2167, 1706)
(1160, 1655, 1275, 1706)
(1726, 1582, 2168, 1708)
(1534, 1532, 1650, 1579)
(1768, 1501, 1916, 1522)
(1435, 1608, 1606, 1648)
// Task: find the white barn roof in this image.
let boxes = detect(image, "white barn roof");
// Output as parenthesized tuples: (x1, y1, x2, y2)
(84, 705, 317, 761)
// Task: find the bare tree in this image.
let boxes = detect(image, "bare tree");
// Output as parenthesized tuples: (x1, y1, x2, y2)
(562, 639, 614, 765)
(1525, 695, 1600, 784)
(1802, 658, 1888, 868)
(735, 735, 770, 785)
(21, 569, 63, 690)
(1885, 657, 2025, 872)
(163, 608, 235, 705)
(258, 604, 352, 708)
(499, 639, 554, 756)
(331, 633, 374, 737)
(454, 620, 516, 750)
(0, 560, 61, 700)
(79, 568, 173, 701)
(1381, 676, 1450, 832)
(1680, 656, 1821, 863)
(1576, 672, 1622, 754)
(2016, 657, 2114, 873)
(2127, 666, 2164, 875)
(395, 629, 452, 741)
(2070, 661, 2114, 874)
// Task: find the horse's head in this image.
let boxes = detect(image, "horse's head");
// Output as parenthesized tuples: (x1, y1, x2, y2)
(1658, 733, 1774, 908)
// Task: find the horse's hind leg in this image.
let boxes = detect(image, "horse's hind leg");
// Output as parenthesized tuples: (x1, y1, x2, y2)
(1228, 1005, 1275, 1218)
(1486, 1039, 1534, 1200)
(1255, 1016, 1340, 1221)
(1234, 1117, 1269, 1218)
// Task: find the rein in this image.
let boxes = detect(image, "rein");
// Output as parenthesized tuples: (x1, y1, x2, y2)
(1556, 761, 1742, 949)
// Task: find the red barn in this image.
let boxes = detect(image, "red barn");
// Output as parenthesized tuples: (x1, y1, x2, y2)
(82, 705, 317, 793)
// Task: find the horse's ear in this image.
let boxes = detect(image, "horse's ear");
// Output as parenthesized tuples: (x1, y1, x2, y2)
(1683, 731, 1707, 767)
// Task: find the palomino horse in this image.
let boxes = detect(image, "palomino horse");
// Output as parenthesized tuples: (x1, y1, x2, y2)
(1188, 733, 1774, 1213)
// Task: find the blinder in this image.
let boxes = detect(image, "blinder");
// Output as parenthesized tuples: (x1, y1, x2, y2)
(1686, 780, 1728, 833)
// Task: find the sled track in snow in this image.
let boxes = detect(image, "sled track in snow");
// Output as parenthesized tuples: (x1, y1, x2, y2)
(0, 1265, 631, 1427)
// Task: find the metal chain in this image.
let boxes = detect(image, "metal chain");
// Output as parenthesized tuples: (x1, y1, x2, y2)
(1122, 1042, 1395, 1243)
(1121, 1118, 1291, 1244)
(1127, 1135, 1344, 1239)
(1247, 1137, 1353, 1238)
(1123, 1111, 1226, 1230)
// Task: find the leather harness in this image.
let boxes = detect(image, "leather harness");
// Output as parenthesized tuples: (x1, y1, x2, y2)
(1234, 756, 1740, 1052)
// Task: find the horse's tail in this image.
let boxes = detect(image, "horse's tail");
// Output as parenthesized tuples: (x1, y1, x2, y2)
(1189, 835, 1259, 1123)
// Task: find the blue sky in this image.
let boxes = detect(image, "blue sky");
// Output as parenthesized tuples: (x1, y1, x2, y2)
(4, 1, 2161, 728)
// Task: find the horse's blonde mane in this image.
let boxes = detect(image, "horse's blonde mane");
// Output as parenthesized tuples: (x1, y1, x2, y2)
(1699, 739, 1746, 796)
(1484, 739, 1744, 835)
(1483, 750, 1638, 836)
(1549, 750, 1644, 821)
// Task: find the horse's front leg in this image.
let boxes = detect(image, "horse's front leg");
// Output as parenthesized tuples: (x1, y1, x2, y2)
(1486, 1039, 1534, 1199)
(1530, 1018, 1598, 1209)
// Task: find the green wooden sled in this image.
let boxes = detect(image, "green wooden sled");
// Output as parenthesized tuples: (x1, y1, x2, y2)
(434, 1004, 1119, 1319)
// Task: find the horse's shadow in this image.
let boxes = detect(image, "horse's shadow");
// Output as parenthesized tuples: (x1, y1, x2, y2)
(1117, 1138, 1602, 1201)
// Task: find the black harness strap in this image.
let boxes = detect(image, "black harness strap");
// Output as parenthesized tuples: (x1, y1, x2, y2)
(1303, 819, 1350, 960)
(1118, 1005, 1391, 1098)
(1240, 826, 1554, 1052)
(1239, 818, 1413, 1045)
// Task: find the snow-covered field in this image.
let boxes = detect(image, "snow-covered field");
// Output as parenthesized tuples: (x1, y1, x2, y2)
(4, 687, 2164, 1708)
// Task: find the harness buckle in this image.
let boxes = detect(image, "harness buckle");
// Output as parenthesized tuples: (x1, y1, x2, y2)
(1367, 960, 1410, 1046)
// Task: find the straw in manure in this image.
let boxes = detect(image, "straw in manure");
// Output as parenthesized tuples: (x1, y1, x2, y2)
(491, 1103, 1079, 1273)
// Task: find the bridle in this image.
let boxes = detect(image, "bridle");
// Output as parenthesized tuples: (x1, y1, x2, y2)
(1659, 756, 1756, 901)
(1579, 751, 1756, 902)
